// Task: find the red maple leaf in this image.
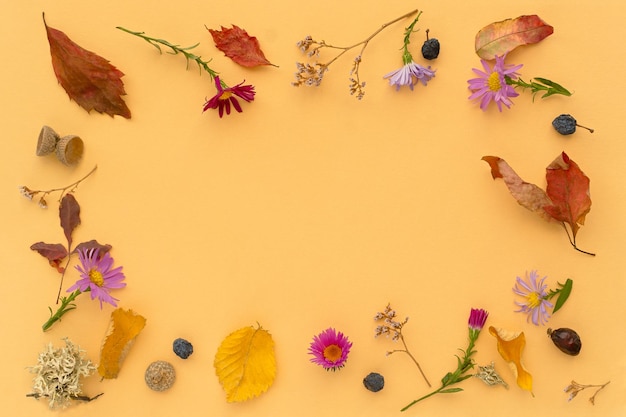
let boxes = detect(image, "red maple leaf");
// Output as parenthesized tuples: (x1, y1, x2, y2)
(208, 25, 275, 67)
(43, 13, 131, 118)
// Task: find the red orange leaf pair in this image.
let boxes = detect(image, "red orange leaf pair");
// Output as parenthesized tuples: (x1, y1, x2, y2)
(483, 152, 594, 255)
(475, 15, 553, 60)
(43, 13, 131, 118)
(208, 25, 275, 67)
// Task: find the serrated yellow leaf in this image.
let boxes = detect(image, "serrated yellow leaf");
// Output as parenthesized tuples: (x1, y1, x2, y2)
(98, 308, 146, 379)
(214, 324, 276, 402)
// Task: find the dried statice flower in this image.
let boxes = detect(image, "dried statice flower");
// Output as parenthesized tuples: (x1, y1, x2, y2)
(374, 303, 430, 386)
(26, 338, 100, 409)
(293, 8, 420, 99)
(564, 380, 610, 405)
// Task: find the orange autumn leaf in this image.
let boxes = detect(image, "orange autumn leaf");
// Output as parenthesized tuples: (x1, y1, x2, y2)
(43, 13, 131, 118)
(475, 15, 553, 60)
(208, 25, 275, 67)
(489, 326, 533, 394)
(98, 308, 146, 379)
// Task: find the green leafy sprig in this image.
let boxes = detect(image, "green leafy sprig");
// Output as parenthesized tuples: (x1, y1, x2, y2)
(545, 278, 573, 314)
(505, 75, 571, 99)
(42, 289, 82, 331)
(399, 11, 422, 64)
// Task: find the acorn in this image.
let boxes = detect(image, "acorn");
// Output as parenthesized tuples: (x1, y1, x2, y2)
(145, 360, 176, 391)
(36, 126, 60, 156)
(548, 327, 581, 356)
(55, 135, 84, 165)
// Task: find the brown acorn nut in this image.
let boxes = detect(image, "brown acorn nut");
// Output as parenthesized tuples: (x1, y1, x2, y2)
(145, 360, 176, 391)
(55, 135, 84, 165)
(548, 327, 581, 356)
(36, 126, 60, 156)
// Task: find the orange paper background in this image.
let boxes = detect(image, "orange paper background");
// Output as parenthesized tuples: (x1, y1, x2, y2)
(1, 1, 625, 416)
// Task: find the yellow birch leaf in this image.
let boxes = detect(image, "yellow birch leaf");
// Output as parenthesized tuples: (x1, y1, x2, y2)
(489, 326, 533, 394)
(214, 324, 276, 402)
(98, 308, 146, 379)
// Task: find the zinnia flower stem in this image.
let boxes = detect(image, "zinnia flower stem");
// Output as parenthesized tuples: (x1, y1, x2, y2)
(43, 289, 82, 332)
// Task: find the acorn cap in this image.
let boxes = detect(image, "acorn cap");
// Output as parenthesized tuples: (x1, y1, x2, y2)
(55, 135, 84, 165)
(36, 126, 60, 156)
(145, 361, 176, 392)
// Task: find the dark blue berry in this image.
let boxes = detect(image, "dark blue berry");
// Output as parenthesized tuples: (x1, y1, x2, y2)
(173, 338, 193, 359)
(421, 29, 440, 60)
(552, 114, 594, 135)
(363, 372, 384, 392)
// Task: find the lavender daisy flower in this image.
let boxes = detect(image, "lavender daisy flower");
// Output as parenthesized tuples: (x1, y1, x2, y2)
(67, 248, 126, 308)
(384, 61, 435, 91)
(513, 270, 553, 325)
(203, 76, 256, 117)
(468, 54, 523, 111)
(308, 328, 352, 371)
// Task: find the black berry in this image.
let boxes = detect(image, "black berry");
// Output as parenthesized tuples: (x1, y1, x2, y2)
(552, 114, 594, 135)
(363, 372, 384, 392)
(173, 338, 193, 359)
(548, 328, 582, 356)
(421, 29, 440, 60)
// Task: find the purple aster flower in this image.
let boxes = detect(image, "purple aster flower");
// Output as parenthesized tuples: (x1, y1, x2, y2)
(467, 54, 523, 111)
(513, 270, 553, 326)
(384, 61, 435, 91)
(308, 328, 352, 371)
(468, 308, 489, 340)
(67, 248, 126, 308)
(203, 76, 255, 117)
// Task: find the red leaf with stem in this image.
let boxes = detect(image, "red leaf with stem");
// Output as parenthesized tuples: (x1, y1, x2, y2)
(59, 193, 80, 249)
(208, 25, 275, 67)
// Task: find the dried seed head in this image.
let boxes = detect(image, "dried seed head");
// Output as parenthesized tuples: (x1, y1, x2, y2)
(145, 361, 176, 391)
(36, 126, 60, 156)
(56, 135, 84, 166)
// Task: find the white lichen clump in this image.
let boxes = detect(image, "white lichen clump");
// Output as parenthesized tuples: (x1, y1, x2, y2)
(27, 338, 96, 409)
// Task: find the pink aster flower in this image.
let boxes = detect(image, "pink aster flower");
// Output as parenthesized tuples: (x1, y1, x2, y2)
(203, 76, 255, 117)
(513, 270, 553, 326)
(467, 54, 523, 111)
(468, 308, 489, 341)
(384, 61, 435, 91)
(67, 248, 126, 308)
(308, 327, 352, 371)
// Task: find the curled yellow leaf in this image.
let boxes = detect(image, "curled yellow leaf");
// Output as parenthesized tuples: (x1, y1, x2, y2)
(489, 326, 533, 394)
(214, 324, 276, 402)
(98, 308, 146, 379)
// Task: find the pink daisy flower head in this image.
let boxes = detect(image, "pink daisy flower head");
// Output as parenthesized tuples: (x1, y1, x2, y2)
(513, 270, 553, 326)
(203, 76, 255, 117)
(467, 54, 522, 111)
(67, 248, 126, 308)
(468, 308, 489, 340)
(384, 61, 435, 91)
(308, 327, 352, 371)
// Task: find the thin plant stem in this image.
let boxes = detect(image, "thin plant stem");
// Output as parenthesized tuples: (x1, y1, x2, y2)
(399, 334, 431, 387)
(55, 256, 73, 304)
(561, 223, 596, 256)
(33, 165, 97, 203)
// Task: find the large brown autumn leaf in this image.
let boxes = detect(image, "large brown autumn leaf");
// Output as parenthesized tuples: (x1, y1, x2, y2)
(43, 14, 131, 118)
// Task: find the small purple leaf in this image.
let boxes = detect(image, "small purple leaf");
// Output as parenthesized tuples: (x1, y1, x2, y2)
(59, 193, 80, 247)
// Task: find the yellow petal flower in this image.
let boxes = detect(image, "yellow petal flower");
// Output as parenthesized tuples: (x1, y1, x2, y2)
(489, 326, 533, 394)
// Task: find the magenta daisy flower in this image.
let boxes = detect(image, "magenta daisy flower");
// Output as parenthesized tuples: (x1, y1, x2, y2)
(467, 54, 523, 111)
(513, 270, 553, 326)
(67, 248, 126, 308)
(384, 61, 435, 91)
(468, 308, 489, 340)
(308, 328, 352, 371)
(203, 76, 255, 117)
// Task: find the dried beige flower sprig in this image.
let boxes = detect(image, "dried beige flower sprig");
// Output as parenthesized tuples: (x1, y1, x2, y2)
(564, 380, 610, 405)
(293, 9, 419, 99)
(19, 165, 97, 209)
(374, 303, 431, 387)
(26, 338, 102, 409)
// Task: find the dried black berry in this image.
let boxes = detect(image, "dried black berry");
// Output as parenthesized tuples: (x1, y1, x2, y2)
(363, 372, 384, 392)
(421, 29, 440, 60)
(548, 328, 581, 356)
(173, 338, 193, 359)
(552, 114, 594, 135)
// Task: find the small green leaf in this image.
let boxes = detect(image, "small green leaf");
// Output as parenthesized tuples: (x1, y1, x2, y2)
(440, 388, 464, 394)
(552, 279, 573, 314)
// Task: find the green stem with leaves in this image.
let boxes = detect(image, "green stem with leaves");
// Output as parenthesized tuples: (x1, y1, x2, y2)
(400, 11, 422, 64)
(505, 76, 571, 99)
(43, 289, 82, 332)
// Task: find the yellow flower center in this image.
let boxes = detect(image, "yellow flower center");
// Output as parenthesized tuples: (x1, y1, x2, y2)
(487, 72, 501, 92)
(323, 344, 342, 362)
(527, 292, 542, 308)
(219, 91, 233, 100)
(89, 269, 104, 287)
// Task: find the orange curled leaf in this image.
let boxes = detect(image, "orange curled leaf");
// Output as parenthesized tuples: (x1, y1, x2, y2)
(475, 15, 553, 60)
(43, 13, 131, 118)
(489, 326, 533, 394)
(98, 308, 146, 379)
(208, 25, 275, 67)
(543, 152, 591, 240)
